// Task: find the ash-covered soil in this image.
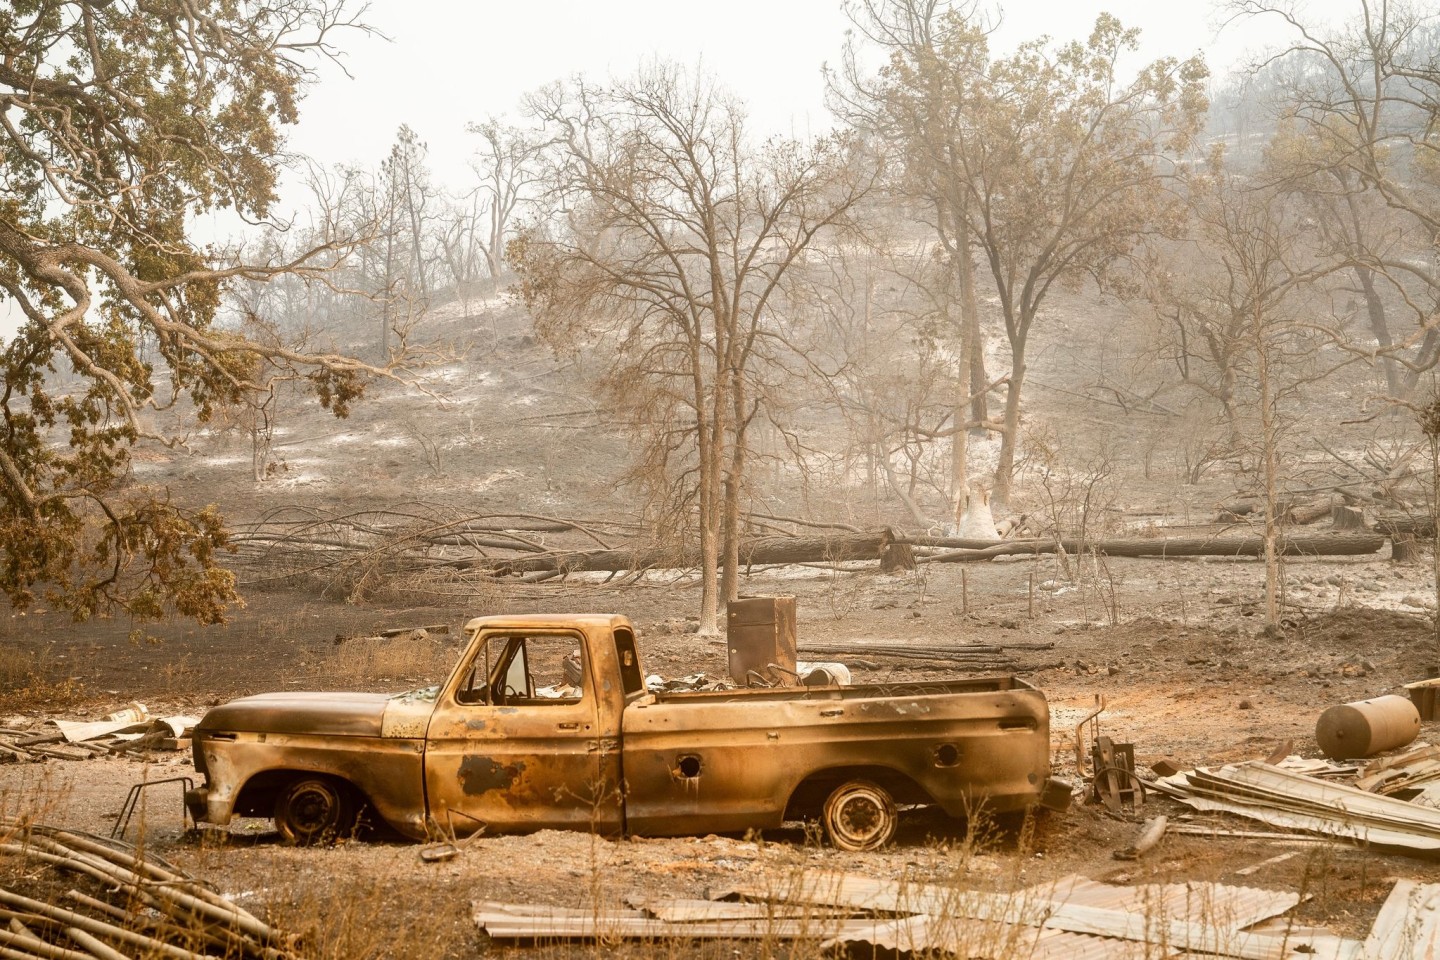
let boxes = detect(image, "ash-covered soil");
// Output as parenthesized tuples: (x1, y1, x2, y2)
(4, 558, 1440, 957)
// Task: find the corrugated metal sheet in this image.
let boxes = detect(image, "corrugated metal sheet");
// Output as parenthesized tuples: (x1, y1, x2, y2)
(824, 914, 1179, 958)
(1361, 879, 1440, 959)
(476, 870, 1363, 958)
(1036, 875, 1301, 929)
(1160, 761, 1440, 852)
(726, 870, 1346, 959)
(731, 872, 1298, 930)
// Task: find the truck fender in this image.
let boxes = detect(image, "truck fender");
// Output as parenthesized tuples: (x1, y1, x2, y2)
(783, 764, 931, 821)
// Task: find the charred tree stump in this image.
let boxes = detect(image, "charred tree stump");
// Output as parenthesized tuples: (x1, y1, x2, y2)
(1392, 534, 1421, 563)
(1332, 505, 1368, 531)
(880, 542, 916, 573)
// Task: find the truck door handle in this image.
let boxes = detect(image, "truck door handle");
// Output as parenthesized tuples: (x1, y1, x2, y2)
(557, 722, 579, 731)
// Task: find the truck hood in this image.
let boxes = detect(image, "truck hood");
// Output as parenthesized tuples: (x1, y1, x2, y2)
(197, 692, 392, 738)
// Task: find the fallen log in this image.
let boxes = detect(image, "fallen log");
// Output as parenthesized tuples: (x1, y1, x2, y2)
(1375, 516, 1434, 538)
(922, 533, 1386, 564)
(487, 530, 895, 576)
(1215, 498, 1332, 524)
(895, 535, 1014, 549)
(1288, 499, 1333, 525)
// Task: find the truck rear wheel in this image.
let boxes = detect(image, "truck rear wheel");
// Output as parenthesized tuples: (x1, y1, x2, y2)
(273, 776, 357, 845)
(822, 780, 897, 851)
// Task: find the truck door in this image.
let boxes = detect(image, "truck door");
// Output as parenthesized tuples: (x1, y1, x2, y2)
(423, 630, 624, 836)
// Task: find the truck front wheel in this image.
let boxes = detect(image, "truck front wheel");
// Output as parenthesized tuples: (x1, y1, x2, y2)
(274, 776, 358, 845)
(822, 780, 897, 851)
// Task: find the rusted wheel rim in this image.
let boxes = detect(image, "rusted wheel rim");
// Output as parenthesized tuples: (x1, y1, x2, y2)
(275, 777, 354, 844)
(824, 781, 897, 851)
(288, 782, 341, 835)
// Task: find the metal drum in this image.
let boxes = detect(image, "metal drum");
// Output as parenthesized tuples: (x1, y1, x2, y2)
(726, 596, 797, 686)
(1315, 695, 1421, 760)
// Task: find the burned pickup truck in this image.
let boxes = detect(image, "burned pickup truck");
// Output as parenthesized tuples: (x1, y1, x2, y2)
(187, 614, 1057, 850)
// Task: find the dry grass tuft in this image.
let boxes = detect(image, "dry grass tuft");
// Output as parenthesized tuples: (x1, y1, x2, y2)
(325, 633, 458, 685)
(0, 644, 85, 710)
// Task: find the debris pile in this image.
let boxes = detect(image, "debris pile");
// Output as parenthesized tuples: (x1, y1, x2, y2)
(1153, 759, 1440, 853)
(798, 639, 1056, 673)
(1355, 743, 1440, 795)
(0, 705, 198, 762)
(476, 866, 1430, 957)
(0, 818, 300, 958)
(644, 673, 733, 694)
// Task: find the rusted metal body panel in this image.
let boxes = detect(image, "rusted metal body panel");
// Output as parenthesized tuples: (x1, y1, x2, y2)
(422, 622, 626, 836)
(621, 679, 1048, 835)
(188, 614, 1052, 843)
(191, 692, 433, 837)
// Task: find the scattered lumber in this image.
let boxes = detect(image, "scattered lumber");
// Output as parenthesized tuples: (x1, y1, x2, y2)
(922, 533, 1386, 564)
(0, 818, 298, 959)
(0, 711, 197, 763)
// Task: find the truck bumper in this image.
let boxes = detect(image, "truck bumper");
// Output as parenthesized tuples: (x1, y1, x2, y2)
(184, 787, 230, 826)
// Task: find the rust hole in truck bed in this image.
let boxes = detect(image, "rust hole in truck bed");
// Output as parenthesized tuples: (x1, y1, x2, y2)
(675, 755, 702, 779)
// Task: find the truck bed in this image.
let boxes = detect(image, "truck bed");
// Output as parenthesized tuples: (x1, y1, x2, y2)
(649, 675, 1033, 705)
(620, 674, 1050, 836)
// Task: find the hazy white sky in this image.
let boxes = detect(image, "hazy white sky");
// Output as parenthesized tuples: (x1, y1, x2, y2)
(277, 0, 1354, 200)
(1, 0, 1359, 343)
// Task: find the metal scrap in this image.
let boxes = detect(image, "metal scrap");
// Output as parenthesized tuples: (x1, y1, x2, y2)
(644, 672, 734, 693)
(478, 870, 1349, 959)
(1153, 760, 1440, 853)
(1355, 743, 1440, 794)
(0, 707, 198, 763)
